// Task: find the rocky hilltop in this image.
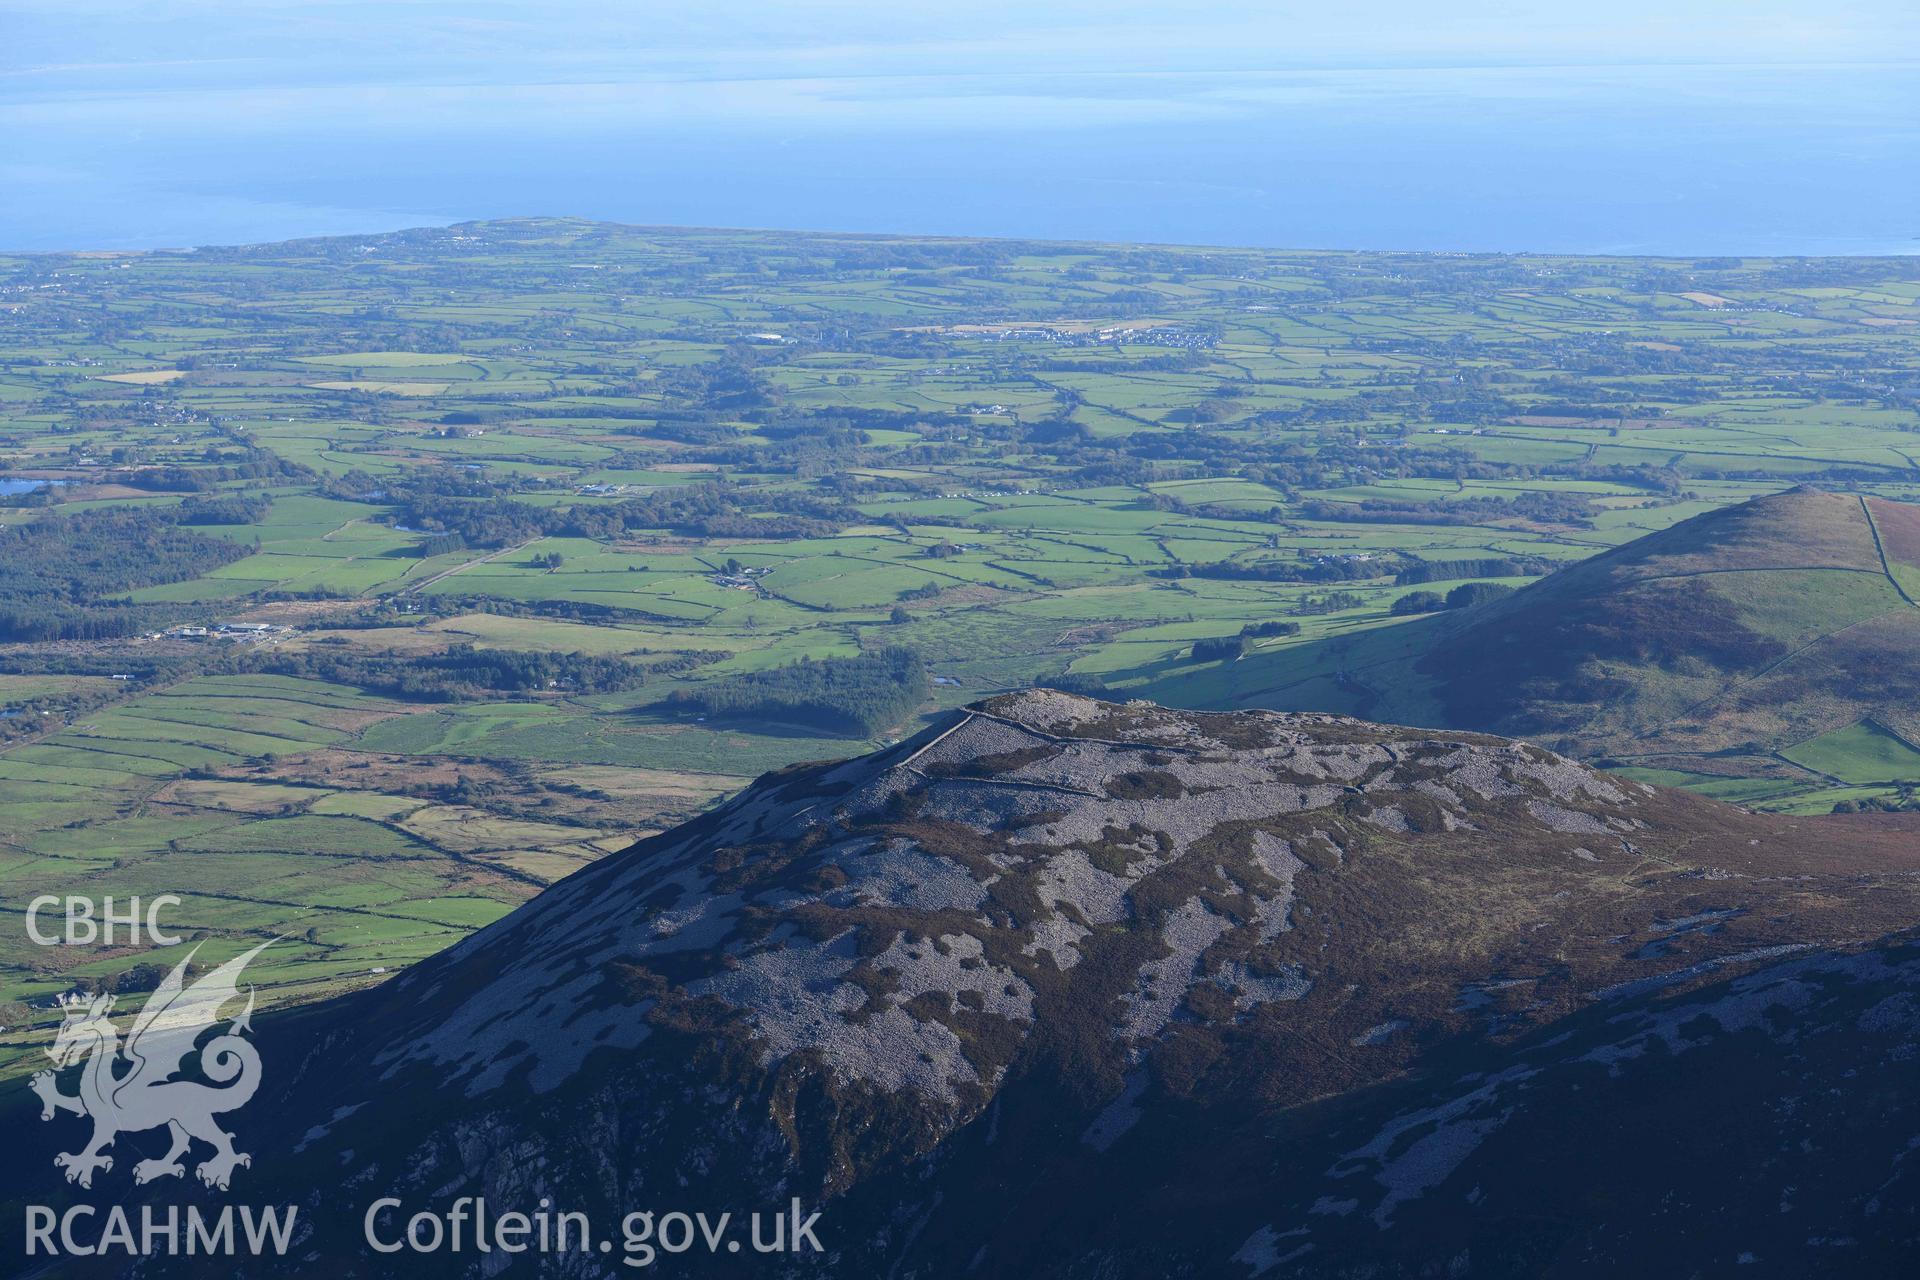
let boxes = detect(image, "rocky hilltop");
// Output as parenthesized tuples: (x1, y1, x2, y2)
(55, 692, 1920, 1275)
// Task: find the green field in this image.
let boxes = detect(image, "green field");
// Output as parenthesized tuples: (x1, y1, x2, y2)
(1782, 720, 1920, 784)
(3, 219, 1919, 1069)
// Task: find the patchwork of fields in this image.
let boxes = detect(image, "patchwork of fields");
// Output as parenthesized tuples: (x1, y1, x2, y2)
(2, 220, 1919, 1068)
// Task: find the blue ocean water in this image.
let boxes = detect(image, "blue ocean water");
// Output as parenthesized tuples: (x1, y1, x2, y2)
(3, 63, 1916, 254)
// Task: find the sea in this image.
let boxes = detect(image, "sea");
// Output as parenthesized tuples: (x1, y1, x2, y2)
(2, 62, 1916, 256)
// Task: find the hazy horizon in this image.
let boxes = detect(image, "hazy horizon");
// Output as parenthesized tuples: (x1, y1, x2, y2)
(5, 1, 1918, 254)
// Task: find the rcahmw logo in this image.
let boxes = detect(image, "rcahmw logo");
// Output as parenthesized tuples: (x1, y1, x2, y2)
(32, 940, 270, 1190)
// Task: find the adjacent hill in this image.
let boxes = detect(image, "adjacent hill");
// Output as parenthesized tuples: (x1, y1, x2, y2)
(1149, 488, 1920, 802)
(29, 692, 1920, 1276)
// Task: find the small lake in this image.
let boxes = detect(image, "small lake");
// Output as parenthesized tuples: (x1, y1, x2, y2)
(0, 478, 68, 497)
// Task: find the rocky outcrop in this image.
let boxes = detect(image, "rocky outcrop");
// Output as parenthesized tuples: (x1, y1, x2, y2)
(117, 694, 1920, 1277)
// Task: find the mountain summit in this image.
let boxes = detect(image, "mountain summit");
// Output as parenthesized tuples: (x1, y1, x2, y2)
(1158, 488, 1920, 797)
(78, 692, 1920, 1275)
(1415, 487, 1920, 756)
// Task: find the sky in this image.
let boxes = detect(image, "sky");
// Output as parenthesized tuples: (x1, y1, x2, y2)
(3, 2, 1918, 253)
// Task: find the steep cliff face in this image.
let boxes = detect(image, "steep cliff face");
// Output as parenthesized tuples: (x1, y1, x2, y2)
(96, 692, 1920, 1275)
